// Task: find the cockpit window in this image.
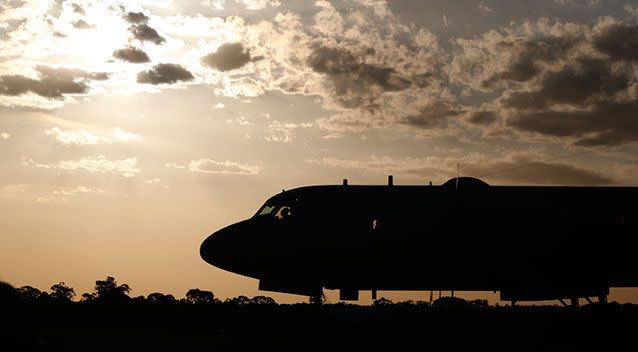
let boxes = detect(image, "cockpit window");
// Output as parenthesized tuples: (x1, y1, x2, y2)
(258, 205, 276, 216)
(274, 206, 291, 220)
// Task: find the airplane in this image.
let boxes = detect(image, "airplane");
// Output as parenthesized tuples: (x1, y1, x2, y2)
(200, 176, 638, 305)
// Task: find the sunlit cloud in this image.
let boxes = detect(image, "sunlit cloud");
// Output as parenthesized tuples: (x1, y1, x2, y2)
(264, 121, 313, 143)
(45, 127, 100, 145)
(145, 178, 161, 184)
(23, 156, 141, 177)
(164, 162, 186, 169)
(1, 132, 10, 140)
(188, 159, 261, 175)
(44, 127, 142, 145)
(36, 186, 105, 204)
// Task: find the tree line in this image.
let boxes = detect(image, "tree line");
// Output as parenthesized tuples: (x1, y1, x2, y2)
(6, 276, 276, 305)
(2, 276, 495, 308)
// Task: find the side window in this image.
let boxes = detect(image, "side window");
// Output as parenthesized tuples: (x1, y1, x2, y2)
(258, 205, 276, 216)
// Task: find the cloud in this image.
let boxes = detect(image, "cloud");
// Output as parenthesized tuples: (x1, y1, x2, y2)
(45, 127, 99, 145)
(24, 156, 141, 177)
(130, 23, 165, 45)
(71, 3, 85, 15)
(201, 42, 252, 72)
(214, 102, 226, 109)
(113, 46, 150, 63)
(137, 63, 194, 85)
(37, 185, 105, 204)
(478, 2, 493, 13)
(237, 0, 281, 10)
(73, 19, 94, 29)
(202, 0, 225, 10)
(306, 153, 614, 185)
(145, 178, 160, 184)
(44, 127, 141, 145)
(592, 21, 638, 61)
(264, 121, 313, 143)
(451, 17, 638, 146)
(625, 4, 638, 17)
(1, 132, 10, 140)
(226, 115, 253, 126)
(124, 11, 150, 24)
(108, 128, 142, 143)
(0, 66, 108, 99)
(165, 162, 186, 169)
(188, 159, 261, 175)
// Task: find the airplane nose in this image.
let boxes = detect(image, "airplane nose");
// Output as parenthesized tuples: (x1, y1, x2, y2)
(200, 230, 230, 269)
(200, 220, 252, 272)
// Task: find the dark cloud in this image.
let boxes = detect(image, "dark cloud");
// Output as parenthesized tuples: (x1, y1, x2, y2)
(482, 36, 580, 89)
(508, 101, 638, 146)
(124, 11, 149, 24)
(113, 46, 150, 63)
(201, 42, 252, 71)
(0, 66, 108, 99)
(73, 19, 93, 29)
(467, 110, 498, 125)
(502, 59, 630, 110)
(400, 102, 461, 129)
(593, 22, 638, 61)
(307, 45, 412, 110)
(71, 3, 85, 15)
(137, 63, 194, 85)
(462, 158, 614, 185)
(452, 18, 638, 147)
(130, 24, 165, 45)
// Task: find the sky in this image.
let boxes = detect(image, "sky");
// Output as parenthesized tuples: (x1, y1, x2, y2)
(1, 0, 638, 304)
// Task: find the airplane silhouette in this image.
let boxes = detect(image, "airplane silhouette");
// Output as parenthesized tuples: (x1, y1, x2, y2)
(201, 177, 637, 305)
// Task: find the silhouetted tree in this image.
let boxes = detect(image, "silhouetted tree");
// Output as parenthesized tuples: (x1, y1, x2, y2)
(93, 276, 131, 302)
(226, 295, 251, 305)
(17, 286, 44, 302)
(50, 282, 75, 303)
(309, 294, 324, 305)
(432, 296, 468, 309)
(469, 299, 489, 308)
(0, 282, 20, 305)
(250, 296, 276, 305)
(373, 297, 394, 306)
(185, 288, 216, 304)
(80, 292, 96, 302)
(147, 292, 177, 303)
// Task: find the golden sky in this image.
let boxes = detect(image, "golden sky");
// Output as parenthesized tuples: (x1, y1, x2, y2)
(1, 0, 638, 304)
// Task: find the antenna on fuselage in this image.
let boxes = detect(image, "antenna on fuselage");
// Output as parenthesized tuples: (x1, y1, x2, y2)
(388, 175, 394, 186)
(456, 164, 460, 191)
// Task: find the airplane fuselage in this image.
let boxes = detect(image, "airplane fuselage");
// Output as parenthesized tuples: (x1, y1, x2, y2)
(200, 177, 638, 302)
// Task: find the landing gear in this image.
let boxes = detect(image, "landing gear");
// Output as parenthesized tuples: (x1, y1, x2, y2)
(558, 298, 580, 307)
(598, 294, 608, 304)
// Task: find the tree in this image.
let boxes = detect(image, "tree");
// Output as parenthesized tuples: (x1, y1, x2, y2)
(80, 293, 96, 302)
(373, 297, 394, 306)
(147, 292, 176, 304)
(93, 276, 131, 302)
(309, 294, 324, 305)
(17, 286, 44, 302)
(226, 295, 251, 305)
(185, 288, 216, 304)
(50, 282, 75, 303)
(251, 296, 276, 305)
